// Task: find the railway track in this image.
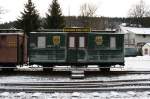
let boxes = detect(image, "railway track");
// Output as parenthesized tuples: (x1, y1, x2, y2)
(1, 78, 150, 92)
(1, 70, 150, 74)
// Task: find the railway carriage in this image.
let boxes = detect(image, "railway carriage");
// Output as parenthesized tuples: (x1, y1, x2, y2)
(0, 29, 27, 70)
(29, 28, 124, 71)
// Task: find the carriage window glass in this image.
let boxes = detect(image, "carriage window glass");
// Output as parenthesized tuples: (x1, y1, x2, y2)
(38, 37, 46, 48)
(79, 37, 85, 48)
(69, 37, 75, 47)
(110, 37, 116, 48)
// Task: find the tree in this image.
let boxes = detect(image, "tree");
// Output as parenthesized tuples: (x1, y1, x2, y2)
(128, 0, 150, 18)
(79, 3, 98, 27)
(15, 0, 40, 35)
(0, 7, 5, 22)
(0, 7, 3, 15)
(128, 0, 150, 26)
(45, 0, 65, 29)
(80, 3, 97, 17)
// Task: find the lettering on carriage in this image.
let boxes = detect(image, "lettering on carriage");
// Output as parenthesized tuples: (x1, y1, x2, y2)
(63, 28, 91, 32)
(53, 36, 60, 45)
(95, 36, 103, 45)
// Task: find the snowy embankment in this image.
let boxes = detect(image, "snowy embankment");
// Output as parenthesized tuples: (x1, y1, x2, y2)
(124, 56, 150, 71)
(17, 64, 43, 71)
(1, 56, 150, 99)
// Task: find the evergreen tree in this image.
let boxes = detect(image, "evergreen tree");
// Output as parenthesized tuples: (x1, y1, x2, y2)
(15, 0, 40, 35)
(45, 0, 65, 29)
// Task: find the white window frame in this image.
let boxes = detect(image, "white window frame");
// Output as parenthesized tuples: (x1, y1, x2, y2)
(110, 37, 116, 48)
(79, 37, 85, 48)
(38, 37, 46, 48)
(69, 37, 75, 48)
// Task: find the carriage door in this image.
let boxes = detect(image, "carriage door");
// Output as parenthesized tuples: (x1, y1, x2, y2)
(67, 33, 87, 63)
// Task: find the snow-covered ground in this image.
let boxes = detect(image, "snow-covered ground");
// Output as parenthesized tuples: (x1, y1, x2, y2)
(16, 64, 43, 71)
(0, 56, 150, 99)
(0, 56, 148, 83)
(0, 91, 150, 99)
(124, 56, 150, 71)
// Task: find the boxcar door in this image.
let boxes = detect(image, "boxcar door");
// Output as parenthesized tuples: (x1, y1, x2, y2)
(67, 33, 87, 64)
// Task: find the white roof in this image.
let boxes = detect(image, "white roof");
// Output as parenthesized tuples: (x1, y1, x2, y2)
(144, 43, 150, 47)
(0, 33, 24, 35)
(120, 26, 150, 35)
(31, 32, 123, 34)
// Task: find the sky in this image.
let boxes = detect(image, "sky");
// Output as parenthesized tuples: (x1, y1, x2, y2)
(0, 0, 150, 23)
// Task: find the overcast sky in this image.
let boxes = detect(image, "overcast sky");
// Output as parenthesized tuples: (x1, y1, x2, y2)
(0, 0, 150, 23)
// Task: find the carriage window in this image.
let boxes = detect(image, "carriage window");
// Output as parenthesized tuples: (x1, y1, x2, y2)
(79, 37, 85, 48)
(69, 37, 75, 48)
(38, 37, 46, 48)
(110, 37, 116, 48)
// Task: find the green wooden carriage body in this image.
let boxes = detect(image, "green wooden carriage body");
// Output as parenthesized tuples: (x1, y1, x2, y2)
(29, 31, 124, 67)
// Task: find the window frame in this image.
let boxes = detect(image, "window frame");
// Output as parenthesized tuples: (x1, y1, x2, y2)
(37, 36, 46, 48)
(69, 36, 75, 48)
(110, 36, 116, 49)
(79, 36, 85, 48)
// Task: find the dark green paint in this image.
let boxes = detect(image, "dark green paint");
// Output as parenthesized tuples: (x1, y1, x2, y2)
(29, 32, 124, 66)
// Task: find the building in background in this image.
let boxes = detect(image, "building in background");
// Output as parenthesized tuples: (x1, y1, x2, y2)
(119, 26, 150, 56)
(142, 43, 150, 56)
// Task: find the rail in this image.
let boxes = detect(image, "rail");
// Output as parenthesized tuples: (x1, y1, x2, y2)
(1, 78, 150, 92)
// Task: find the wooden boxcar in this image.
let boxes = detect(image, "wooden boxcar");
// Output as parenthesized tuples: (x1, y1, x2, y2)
(29, 29, 124, 70)
(0, 29, 27, 70)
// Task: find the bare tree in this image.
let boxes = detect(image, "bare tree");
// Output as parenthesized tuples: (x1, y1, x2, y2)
(0, 7, 4, 17)
(79, 3, 98, 28)
(0, 7, 2, 14)
(80, 3, 98, 17)
(128, 0, 150, 18)
(0, 7, 5, 24)
(128, 0, 150, 27)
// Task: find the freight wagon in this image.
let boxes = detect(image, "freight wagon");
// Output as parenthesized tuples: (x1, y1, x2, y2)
(0, 29, 27, 70)
(29, 28, 124, 71)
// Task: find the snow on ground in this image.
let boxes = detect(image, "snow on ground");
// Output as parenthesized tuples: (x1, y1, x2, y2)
(0, 91, 150, 99)
(110, 55, 150, 71)
(16, 64, 43, 71)
(0, 55, 147, 83)
(1, 56, 150, 98)
(124, 56, 150, 71)
(0, 56, 149, 83)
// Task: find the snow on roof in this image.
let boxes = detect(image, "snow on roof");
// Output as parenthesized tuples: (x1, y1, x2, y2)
(144, 43, 150, 47)
(0, 33, 24, 35)
(120, 26, 150, 35)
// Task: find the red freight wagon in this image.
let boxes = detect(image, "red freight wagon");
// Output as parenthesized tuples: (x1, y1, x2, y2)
(0, 29, 27, 70)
